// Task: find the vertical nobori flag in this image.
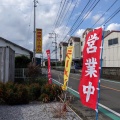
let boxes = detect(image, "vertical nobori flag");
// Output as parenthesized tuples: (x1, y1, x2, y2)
(46, 50, 52, 84)
(36, 29, 42, 53)
(79, 28, 102, 110)
(62, 46, 74, 91)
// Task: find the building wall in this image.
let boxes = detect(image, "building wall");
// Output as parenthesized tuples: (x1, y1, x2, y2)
(103, 32, 120, 67)
(68, 37, 81, 59)
(62, 46, 67, 61)
(81, 37, 85, 57)
(73, 42, 81, 59)
(0, 39, 31, 58)
(0, 47, 15, 83)
(81, 30, 120, 67)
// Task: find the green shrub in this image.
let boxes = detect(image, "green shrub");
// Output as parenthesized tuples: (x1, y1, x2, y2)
(27, 63, 41, 80)
(25, 76, 47, 86)
(39, 84, 63, 102)
(0, 82, 5, 104)
(4, 83, 29, 105)
(28, 83, 41, 101)
(39, 93, 49, 102)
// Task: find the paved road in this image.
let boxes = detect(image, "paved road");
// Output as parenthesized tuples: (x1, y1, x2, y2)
(49, 69, 120, 114)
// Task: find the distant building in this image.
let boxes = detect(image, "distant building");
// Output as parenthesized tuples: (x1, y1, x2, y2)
(58, 28, 120, 67)
(59, 42, 68, 61)
(42, 58, 59, 66)
(0, 37, 33, 59)
(68, 36, 81, 59)
(81, 28, 93, 57)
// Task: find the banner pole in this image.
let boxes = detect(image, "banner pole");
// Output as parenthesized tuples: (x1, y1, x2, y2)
(64, 63, 71, 102)
(96, 25, 105, 120)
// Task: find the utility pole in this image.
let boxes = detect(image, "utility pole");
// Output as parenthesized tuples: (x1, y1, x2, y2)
(49, 33, 57, 66)
(33, 0, 38, 63)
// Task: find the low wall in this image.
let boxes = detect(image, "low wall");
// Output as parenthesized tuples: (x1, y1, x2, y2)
(101, 67, 120, 81)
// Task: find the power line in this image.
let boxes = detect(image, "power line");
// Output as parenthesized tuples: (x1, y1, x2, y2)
(45, 0, 120, 59)
(56, 0, 70, 28)
(102, 6, 120, 25)
(92, 0, 118, 28)
(52, 0, 63, 32)
(44, 0, 94, 58)
(63, 0, 96, 41)
(58, 0, 74, 28)
(46, 0, 101, 59)
(70, 0, 101, 35)
(62, 0, 79, 35)
(54, 0, 67, 29)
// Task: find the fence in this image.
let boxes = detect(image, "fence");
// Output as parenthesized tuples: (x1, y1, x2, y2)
(15, 68, 42, 82)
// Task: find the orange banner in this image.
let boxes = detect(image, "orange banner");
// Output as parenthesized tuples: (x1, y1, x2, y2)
(36, 29, 42, 53)
(62, 46, 74, 90)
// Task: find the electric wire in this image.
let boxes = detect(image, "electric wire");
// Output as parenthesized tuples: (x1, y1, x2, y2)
(44, 0, 120, 59)
(91, 0, 118, 28)
(70, 0, 101, 35)
(44, 0, 97, 58)
(57, 0, 73, 28)
(52, 0, 63, 32)
(54, 0, 67, 29)
(62, 0, 79, 35)
(46, 0, 101, 58)
(102, 6, 120, 25)
(61, 0, 99, 43)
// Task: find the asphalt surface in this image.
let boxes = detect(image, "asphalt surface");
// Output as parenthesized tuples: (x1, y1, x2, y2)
(49, 69, 120, 114)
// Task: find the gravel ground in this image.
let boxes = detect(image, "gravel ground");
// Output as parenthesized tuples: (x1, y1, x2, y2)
(0, 102, 82, 120)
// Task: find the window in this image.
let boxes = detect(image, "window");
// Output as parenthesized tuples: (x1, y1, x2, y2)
(108, 38, 118, 46)
(113, 38, 118, 44)
(108, 40, 112, 45)
(81, 52, 83, 56)
(81, 42, 83, 46)
(70, 42, 72, 46)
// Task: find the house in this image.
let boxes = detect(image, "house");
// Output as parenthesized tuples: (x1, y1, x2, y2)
(0, 37, 33, 59)
(58, 28, 120, 67)
(68, 36, 81, 59)
(42, 58, 59, 66)
(81, 28, 93, 57)
(102, 31, 120, 67)
(81, 28, 120, 67)
(59, 42, 68, 61)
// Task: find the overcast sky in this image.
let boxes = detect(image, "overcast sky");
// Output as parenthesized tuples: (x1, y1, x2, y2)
(0, 0, 120, 59)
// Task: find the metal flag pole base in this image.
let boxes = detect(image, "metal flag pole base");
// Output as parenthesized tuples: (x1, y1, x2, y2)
(95, 25, 105, 120)
(95, 108, 98, 120)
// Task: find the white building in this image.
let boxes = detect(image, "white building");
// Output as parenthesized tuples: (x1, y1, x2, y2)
(81, 28, 120, 67)
(0, 37, 33, 59)
(103, 31, 120, 67)
(68, 36, 81, 59)
(59, 42, 68, 61)
(81, 28, 93, 57)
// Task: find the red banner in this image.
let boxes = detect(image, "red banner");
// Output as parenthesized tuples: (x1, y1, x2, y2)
(46, 50, 52, 84)
(79, 28, 102, 110)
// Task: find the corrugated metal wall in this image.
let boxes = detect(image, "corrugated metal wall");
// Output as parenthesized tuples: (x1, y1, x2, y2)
(0, 46, 15, 83)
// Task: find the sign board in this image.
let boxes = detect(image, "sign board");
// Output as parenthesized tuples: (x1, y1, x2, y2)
(36, 29, 42, 53)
